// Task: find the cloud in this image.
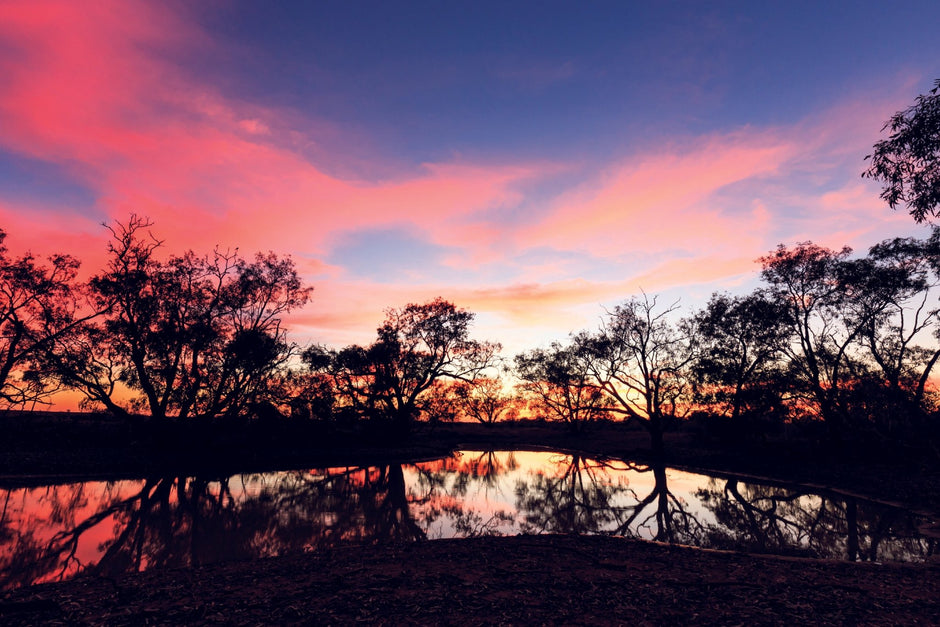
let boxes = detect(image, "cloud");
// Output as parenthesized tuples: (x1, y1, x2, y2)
(0, 0, 931, 362)
(519, 129, 796, 260)
(0, 0, 550, 263)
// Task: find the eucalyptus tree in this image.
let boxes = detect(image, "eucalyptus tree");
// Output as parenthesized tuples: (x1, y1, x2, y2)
(514, 341, 608, 432)
(53, 216, 312, 421)
(0, 229, 89, 409)
(453, 374, 517, 425)
(582, 295, 696, 453)
(864, 79, 940, 222)
(307, 298, 500, 433)
(859, 231, 940, 409)
(757, 240, 939, 437)
(759, 243, 869, 436)
(690, 291, 789, 421)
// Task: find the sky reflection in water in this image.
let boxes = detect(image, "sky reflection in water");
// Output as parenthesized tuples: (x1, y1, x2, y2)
(0, 451, 935, 589)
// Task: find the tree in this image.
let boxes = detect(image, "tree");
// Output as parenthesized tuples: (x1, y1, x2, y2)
(53, 216, 312, 420)
(453, 375, 517, 425)
(514, 342, 608, 432)
(690, 291, 789, 421)
(759, 243, 861, 434)
(757, 242, 918, 437)
(583, 295, 695, 453)
(859, 231, 940, 409)
(864, 79, 940, 222)
(308, 298, 500, 432)
(0, 229, 86, 409)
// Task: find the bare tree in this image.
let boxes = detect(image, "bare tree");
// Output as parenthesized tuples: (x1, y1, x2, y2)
(584, 295, 695, 452)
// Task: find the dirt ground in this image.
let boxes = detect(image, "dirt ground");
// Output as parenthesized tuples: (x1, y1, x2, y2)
(2, 534, 938, 625)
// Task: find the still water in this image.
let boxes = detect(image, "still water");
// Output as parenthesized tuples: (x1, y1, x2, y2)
(1, 450, 935, 589)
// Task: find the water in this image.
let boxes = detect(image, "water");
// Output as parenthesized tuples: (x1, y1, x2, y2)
(0, 450, 935, 589)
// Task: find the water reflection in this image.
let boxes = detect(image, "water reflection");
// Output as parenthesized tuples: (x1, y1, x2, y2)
(696, 478, 931, 561)
(0, 451, 935, 589)
(513, 456, 706, 543)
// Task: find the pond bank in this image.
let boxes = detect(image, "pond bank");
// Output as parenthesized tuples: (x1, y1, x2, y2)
(2, 534, 938, 625)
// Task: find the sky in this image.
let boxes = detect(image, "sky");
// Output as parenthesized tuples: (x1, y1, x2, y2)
(1, 0, 939, 357)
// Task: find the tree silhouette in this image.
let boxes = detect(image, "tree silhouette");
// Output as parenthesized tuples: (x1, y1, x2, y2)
(52, 216, 311, 420)
(864, 79, 940, 222)
(0, 229, 88, 410)
(307, 298, 500, 432)
(515, 341, 608, 432)
(759, 243, 869, 437)
(583, 295, 695, 453)
(453, 375, 517, 425)
(859, 231, 940, 411)
(690, 291, 789, 422)
(758, 239, 940, 440)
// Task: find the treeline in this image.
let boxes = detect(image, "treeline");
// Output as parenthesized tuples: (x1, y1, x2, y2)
(3, 215, 940, 455)
(515, 234, 940, 453)
(0, 216, 311, 422)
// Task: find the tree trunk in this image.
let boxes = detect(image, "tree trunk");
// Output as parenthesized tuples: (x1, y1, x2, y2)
(649, 421, 665, 456)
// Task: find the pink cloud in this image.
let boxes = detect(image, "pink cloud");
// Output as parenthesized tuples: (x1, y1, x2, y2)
(0, 0, 548, 266)
(508, 85, 932, 297)
(0, 0, 932, 362)
(521, 130, 796, 259)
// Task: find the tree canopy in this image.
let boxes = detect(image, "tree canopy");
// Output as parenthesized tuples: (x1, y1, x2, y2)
(52, 216, 312, 420)
(0, 229, 85, 409)
(864, 79, 940, 222)
(306, 297, 500, 432)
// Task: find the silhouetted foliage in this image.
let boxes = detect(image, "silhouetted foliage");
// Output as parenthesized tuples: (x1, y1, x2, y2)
(52, 216, 312, 420)
(756, 237, 940, 442)
(864, 79, 940, 222)
(515, 295, 694, 449)
(515, 342, 607, 432)
(1, 211, 939, 452)
(861, 231, 940, 410)
(305, 298, 500, 432)
(759, 243, 870, 437)
(0, 229, 86, 409)
(453, 375, 517, 425)
(690, 292, 789, 422)
(584, 295, 695, 452)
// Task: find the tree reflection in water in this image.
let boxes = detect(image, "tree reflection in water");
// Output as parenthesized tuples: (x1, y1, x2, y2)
(0, 451, 935, 589)
(513, 456, 706, 544)
(695, 478, 937, 561)
(0, 467, 429, 590)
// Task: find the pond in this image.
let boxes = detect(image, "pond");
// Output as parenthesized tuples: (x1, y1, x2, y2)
(1, 450, 936, 589)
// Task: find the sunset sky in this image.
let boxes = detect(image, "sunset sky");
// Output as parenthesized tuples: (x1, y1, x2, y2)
(2, 0, 939, 356)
